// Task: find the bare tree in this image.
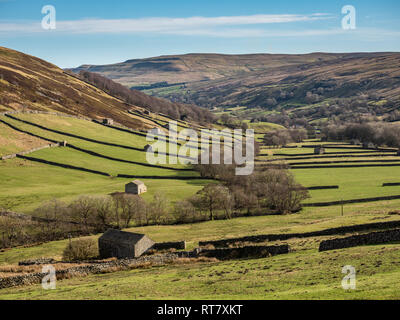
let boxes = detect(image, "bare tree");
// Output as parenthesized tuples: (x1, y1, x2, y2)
(120, 194, 146, 227)
(92, 196, 114, 229)
(174, 200, 198, 223)
(196, 184, 231, 220)
(149, 192, 169, 225)
(69, 196, 96, 232)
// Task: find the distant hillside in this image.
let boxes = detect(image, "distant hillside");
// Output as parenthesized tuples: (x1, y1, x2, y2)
(185, 52, 400, 105)
(72, 52, 346, 88)
(73, 52, 400, 123)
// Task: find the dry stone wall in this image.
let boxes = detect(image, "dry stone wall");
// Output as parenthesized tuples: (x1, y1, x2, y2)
(197, 245, 289, 260)
(152, 241, 186, 251)
(16, 154, 111, 176)
(319, 229, 400, 251)
(0, 245, 290, 289)
(304, 195, 400, 207)
(0, 252, 199, 290)
(199, 220, 400, 248)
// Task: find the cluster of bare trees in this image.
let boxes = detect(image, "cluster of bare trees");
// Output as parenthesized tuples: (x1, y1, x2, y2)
(322, 122, 400, 148)
(0, 216, 31, 249)
(188, 163, 310, 221)
(35, 193, 172, 230)
(263, 129, 307, 147)
(0, 214, 86, 249)
(0, 193, 170, 249)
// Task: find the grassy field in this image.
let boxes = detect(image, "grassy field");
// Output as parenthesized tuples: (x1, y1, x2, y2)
(1, 195, 400, 299)
(1, 241, 400, 299)
(2, 197, 400, 265)
(2, 114, 400, 211)
(0, 158, 208, 212)
(0, 218, 400, 300)
(0, 123, 46, 156)
(255, 143, 400, 204)
(0, 114, 211, 212)
(2, 114, 400, 300)
(294, 167, 400, 203)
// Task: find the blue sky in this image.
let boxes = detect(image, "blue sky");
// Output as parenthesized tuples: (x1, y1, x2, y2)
(0, 0, 399, 68)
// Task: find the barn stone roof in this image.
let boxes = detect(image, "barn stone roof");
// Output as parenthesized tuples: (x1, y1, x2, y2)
(127, 180, 145, 186)
(99, 229, 146, 245)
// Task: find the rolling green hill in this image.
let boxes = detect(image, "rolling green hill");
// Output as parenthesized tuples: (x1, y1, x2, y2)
(0, 113, 209, 212)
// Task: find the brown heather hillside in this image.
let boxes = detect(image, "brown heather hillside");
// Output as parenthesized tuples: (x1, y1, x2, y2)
(0, 47, 211, 129)
(0, 46, 149, 129)
(73, 52, 347, 87)
(181, 52, 400, 110)
(73, 52, 400, 122)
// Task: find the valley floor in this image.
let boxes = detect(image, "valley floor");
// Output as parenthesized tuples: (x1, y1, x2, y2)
(1, 113, 400, 299)
(1, 243, 399, 300)
(1, 199, 400, 299)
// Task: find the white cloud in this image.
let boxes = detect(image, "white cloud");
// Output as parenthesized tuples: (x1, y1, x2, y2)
(164, 28, 348, 38)
(1, 14, 399, 40)
(0, 13, 332, 35)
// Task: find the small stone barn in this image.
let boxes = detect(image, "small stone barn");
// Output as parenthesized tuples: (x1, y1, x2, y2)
(151, 127, 163, 135)
(363, 142, 376, 149)
(125, 180, 147, 195)
(98, 229, 155, 259)
(144, 144, 153, 152)
(102, 118, 114, 125)
(314, 146, 325, 155)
